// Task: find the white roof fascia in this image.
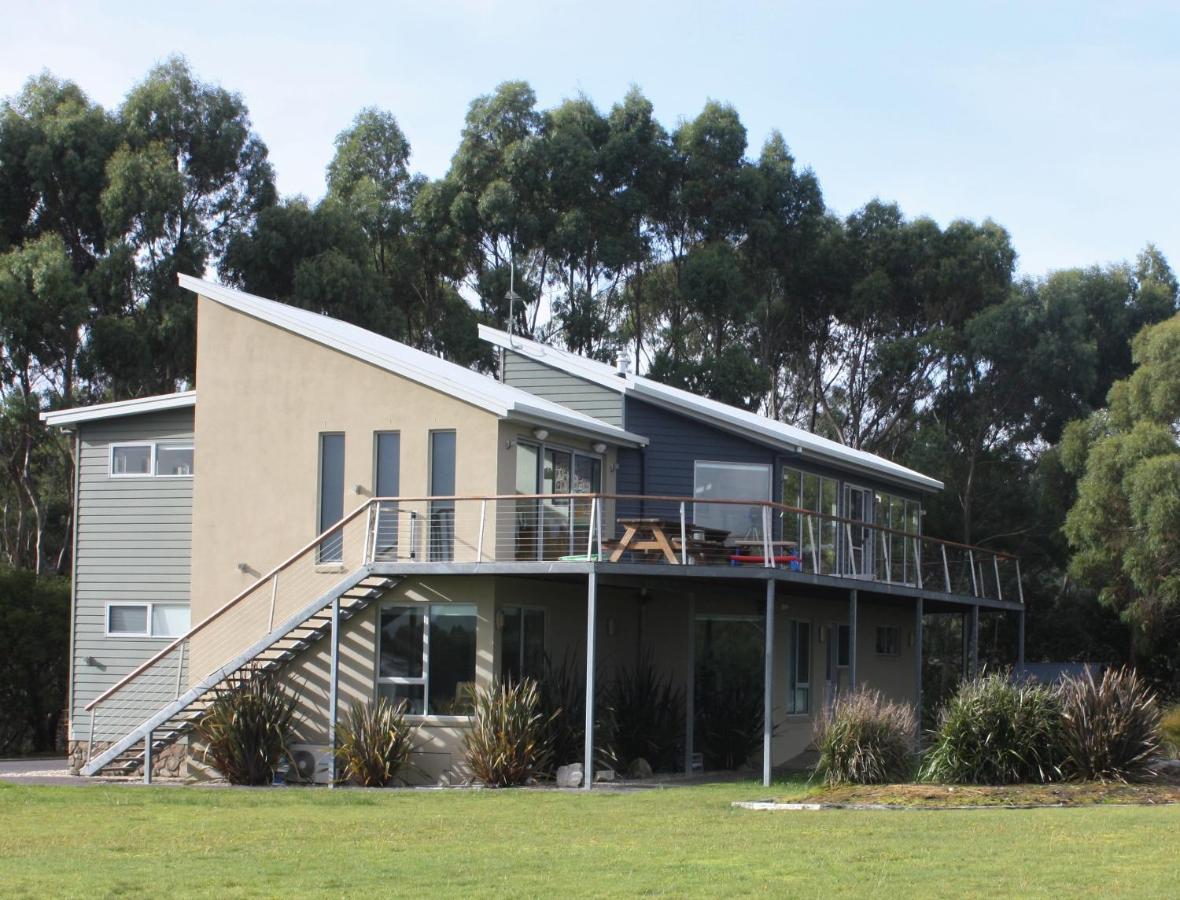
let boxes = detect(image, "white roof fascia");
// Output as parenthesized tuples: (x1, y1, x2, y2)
(478, 324, 943, 493)
(41, 391, 196, 428)
(179, 275, 643, 448)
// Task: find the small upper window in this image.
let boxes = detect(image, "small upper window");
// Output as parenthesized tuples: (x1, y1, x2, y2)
(110, 444, 153, 477)
(156, 444, 194, 477)
(106, 603, 190, 638)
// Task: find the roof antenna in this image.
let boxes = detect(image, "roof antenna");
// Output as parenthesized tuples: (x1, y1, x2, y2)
(505, 257, 522, 350)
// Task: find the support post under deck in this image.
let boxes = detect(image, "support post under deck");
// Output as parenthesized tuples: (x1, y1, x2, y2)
(583, 569, 597, 790)
(914, 598, 924, 752)
(763, 579, 775, 788)
(328, 596, 340, 788)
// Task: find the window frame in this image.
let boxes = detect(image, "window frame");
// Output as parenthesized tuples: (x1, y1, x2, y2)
(692, 459, 772, 539)
(108, 443, 156, 479)
(154, 443, 194, 478)
(498, 604, 548, 683)
(875, 624, 901, 656)
(377, 602, 477, 721)
(786, 618, 812, 716)
(104, 601, 190, 639)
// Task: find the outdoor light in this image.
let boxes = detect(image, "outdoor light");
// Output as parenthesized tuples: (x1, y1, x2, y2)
(532, 428, 549, 441)
(591, 441, 607, 454)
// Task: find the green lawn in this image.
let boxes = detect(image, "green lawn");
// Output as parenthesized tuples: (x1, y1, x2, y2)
(1, 778, 1178, 897)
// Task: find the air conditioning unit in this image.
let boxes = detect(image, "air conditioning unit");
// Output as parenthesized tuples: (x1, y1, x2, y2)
(287, 743, 333, 784)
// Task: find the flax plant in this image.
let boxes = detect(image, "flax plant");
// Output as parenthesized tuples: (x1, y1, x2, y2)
(196, 667, 298, 785)
(1058, 667, 1161, 782)
(463, 679, 554, 786)
(335, 697, 418, 787)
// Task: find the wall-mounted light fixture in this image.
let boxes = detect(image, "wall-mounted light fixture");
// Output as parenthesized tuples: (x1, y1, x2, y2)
(533, 428, 549, 442)
(591, 441, 607, 455)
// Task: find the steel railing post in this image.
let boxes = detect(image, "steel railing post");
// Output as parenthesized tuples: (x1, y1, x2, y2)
(881, 530, 891, 583)
(369, 500, 380, 562)
(806, 515, 819, 574)
(87, 709, 96, 763)
(478, 499, 487, 562)
(941, 544, 952, 593)
(1016, 559, 1025, 604)
(679, 502, 687, 565)
(596, 497, 604, 561)
(587, 498, 597, 559)
(175, 642, 185, 699)
(968, 550, 979, 597)
(993, 556, 1003, 602)
(362, 502, 374, 563)
(762, 506, 774, 568)
(913, 537, 923, 589)
(267, 573, 279, 633)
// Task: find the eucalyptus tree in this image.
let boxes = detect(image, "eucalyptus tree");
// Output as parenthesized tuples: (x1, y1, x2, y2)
(95, 56, 276, 394)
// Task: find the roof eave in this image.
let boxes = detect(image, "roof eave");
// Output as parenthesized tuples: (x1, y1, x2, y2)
(40, 391, 197, 428)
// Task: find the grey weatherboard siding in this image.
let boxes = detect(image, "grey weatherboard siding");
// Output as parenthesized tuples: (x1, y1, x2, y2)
(71, 408, 193, 740)
(501, 350, 624, 426)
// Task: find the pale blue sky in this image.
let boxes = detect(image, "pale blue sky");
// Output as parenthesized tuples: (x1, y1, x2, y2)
(3, 0, 1177, 277)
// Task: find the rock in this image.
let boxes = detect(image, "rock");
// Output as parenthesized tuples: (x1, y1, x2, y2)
(1151, 758, 1180, 783)
(628, 757, 653, 779)
(556, 763, 584, 788)
(594, 768, 616, 783)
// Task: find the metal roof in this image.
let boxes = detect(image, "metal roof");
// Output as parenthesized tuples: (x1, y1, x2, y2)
(177, 275, 648, 447)
(41, 391, 197, 427)
(479, 324, 943, 492)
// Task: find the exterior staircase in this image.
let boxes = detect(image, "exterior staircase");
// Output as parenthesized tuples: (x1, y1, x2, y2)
(82, 565, 398, 778)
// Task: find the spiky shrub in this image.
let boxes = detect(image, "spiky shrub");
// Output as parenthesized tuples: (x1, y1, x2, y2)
(537, 652, 614, 772)
(695, 662, 762, 771)
(335, 698, 417, 787)
(196, 667, 298, 785)
(1058, 667, 1161, 782)
(463, 679, 554, 786)
(1163, 705, 1180, 758)
(814, 689, 917, 785)
(605, 659, 685, 774)
(921, 673, 1064, 785)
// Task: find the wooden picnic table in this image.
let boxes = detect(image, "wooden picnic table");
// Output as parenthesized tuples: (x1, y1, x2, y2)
(608, 517, 730, 564)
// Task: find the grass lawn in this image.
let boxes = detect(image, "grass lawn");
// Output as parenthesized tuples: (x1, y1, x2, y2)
(2, 777, 1179, 898)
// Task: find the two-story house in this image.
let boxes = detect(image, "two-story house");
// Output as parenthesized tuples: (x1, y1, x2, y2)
(45, 275, 1024, 787)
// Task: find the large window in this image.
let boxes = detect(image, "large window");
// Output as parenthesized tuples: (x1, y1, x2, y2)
(874, 490, 922, 585)
(693, 461, 771, 540)
(378, 604, 477, 715)
(429, 431, 456, 562)
(317, 433, 345, 562)
(373, 432, 400, 561)
(106, 602, 190, 638)
(787, 619, 811, 714)
(110, 442, 195, 478)
(499, 607, 546, 683)
(514, 441, 602, 560)
(781, 467, 838, 574)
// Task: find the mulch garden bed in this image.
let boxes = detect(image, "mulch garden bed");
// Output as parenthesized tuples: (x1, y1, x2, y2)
(784, 781, 1180, 809)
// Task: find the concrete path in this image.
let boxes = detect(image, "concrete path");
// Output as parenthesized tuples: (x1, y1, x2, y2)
(0, 757, 77, 785)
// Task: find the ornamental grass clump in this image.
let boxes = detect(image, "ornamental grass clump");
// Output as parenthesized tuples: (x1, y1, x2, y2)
(605, 659, 685, 774)
(813, 689, 917, 785)
(335, 697, 417, 787)
(1058, 667, 1161, 782)
(196, 667, 298, 785)
(921, 673, 1064, 785)
(463, 678, 554, 787)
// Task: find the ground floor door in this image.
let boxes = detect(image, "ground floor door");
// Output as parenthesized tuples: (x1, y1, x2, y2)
(824, 623, 851, 709)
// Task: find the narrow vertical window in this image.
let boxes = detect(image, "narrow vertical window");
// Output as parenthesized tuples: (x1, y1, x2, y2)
(373, 432, 400, 560)
(429, 431, 456, 562)
(788, 620, 811, 714)
(318, 433, 345, 562)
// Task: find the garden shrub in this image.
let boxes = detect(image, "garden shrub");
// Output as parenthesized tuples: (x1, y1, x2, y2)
(536, 652, 613, 771)
(196, 667, 298, 785)
(605, 658, 685, 774)
(335, 697, 417, 787)
(1058, 667, 1161, 782)
(814, 689, 916, 785)
(921, 673, 1064, 785)
(463, 678, 553, 786)
(1163, 705, 1180, 758)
